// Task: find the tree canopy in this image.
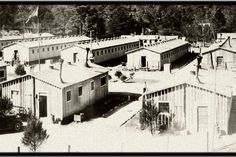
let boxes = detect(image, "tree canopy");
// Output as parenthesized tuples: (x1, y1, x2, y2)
(1, 4, 236, 41)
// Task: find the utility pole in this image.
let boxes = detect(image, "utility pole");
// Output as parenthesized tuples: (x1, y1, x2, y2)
(208, 51, 217, 152)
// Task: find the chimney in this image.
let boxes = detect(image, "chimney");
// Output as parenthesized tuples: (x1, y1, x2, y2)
(228, 36, 232, 47)
(59, 59, 64, 83)
(85, 48, 90, 67)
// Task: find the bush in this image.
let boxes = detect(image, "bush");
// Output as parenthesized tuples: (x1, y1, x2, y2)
(0, 96, 13, 114)
(22, 115, 49, 152)
(120, 74, 127, 82)
(114, 71, 122, 78)
(121, 62, 126, 66)
(15, 64, 26, 76)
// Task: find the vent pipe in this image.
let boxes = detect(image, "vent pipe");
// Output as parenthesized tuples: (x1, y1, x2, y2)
(85, 48, 90, 67)
(228, 36, 232, 47)
(59, 59, 64, 83)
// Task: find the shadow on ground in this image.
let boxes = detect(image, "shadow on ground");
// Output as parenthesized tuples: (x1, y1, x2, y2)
(99, 56, 127, 67)
(61, 92, 141, 125)
(172, 52, 198, 69)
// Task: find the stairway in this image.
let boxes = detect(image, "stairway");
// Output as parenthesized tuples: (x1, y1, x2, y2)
(228, 96, 236, 134)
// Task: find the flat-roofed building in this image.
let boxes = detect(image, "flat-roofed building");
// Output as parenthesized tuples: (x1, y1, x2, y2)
(121, 35, 178, 47)
(0, 33, 54, 51)
(0, 61, 108, 121)
(126, 38, 190, 70)
(60, 37, 140, 64)
(202, 37, 236, 70)
(3, 35, 91, 65)
(143, 73, 233, 134)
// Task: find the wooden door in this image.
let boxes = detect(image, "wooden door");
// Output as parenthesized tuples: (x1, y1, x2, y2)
(11, 90, 20, 106)
(39, 95, 47, 117)
(73, 53, 78, 63)
(197, 106, 208, 132)
(141, 56, 146, 67)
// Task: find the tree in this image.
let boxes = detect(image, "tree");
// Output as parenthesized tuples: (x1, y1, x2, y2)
(22, 115, 49, 152)
(212, 7, 226, 33)
(15, 64, 26, 76)
(140, 97, 159, 135)
(0, 96, 13, 114)
(114, 71, 122, 78)
(120, 74, 127, 82)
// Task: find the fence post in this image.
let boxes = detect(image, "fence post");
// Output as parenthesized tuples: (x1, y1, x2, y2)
(68, 145, 70, 152)
(17, 146, 20, 153)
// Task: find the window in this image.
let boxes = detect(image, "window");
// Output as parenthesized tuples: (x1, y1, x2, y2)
(101, 51, 103, 55)
(56, 46, 58, 50)
(11, 90, 19, 99)
(52, 47, 54, 51)
(32, 49, 34, 54)
(42, 48, 45, 52)
(91, 81, 94, 90)
(78, 86, 82, 96)
(97, 52, 99, 56)
(66, 91, 71, 102)
(47, 47, 50, 51)
(0, 70, 4, 78)
(101, 76, 106, 86)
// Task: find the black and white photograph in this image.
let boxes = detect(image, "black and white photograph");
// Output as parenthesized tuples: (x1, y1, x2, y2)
(0, 2, 236, 153)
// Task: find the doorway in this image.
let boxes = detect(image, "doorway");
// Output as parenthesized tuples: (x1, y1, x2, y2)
(14, 50, 18, 60)
(158, 102, 170, 131)
(141, 56, 146, 67)
(11, 90, 20, 106)
(197, 106, 208, 132)
(217, 56, 224, 67)
(39, 95, 47, 117)
(73, 53, 78, 63)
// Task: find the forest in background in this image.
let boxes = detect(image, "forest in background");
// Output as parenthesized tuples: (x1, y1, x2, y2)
(0, 4, 235, 42)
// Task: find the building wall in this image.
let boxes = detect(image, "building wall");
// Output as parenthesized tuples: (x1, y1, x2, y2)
(3, 45, 30, 63)
(92, 41, 139, 63)
(145, 83, 232, 134)
(34, 78, 63, 120)
(0, 75, 34, 110)
(185, 84, 231, 134)
(127, 49, 161, 70)
(160, 44, 189, 68)
(202, 49, 236, 70)
(0, 75, 63, 120)
(3, 37, 90, 64)
(27, 42, 77, 63)
(62, 72, 109, 118)
(145, 84, 185, 129)
(127, 44, 189, 70)
(60, 47, 87, 64)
